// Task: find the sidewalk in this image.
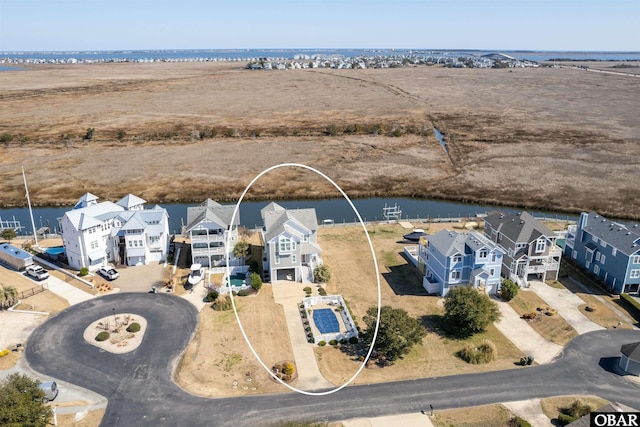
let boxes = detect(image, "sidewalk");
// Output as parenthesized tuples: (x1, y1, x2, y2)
(493, 298, 563, 364)
(271, 282, 335, 391)
(44, 275, 94, 305)
(528, 281, 604, 335)
(503, 399, 552, 427)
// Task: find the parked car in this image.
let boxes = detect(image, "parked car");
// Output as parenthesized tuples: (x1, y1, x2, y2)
(26, 265, 49, 280)
(98, 266, 119, 280)
(39, 381, 59, 402)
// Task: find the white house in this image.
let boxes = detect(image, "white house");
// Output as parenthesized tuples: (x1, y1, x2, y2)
(184, 199, 240, 268)
(59, 193, 170, 271)
(261, 202, 322, 283)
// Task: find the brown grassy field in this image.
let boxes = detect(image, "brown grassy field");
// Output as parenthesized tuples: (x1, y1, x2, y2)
(432, 403, 514, 427)
(0, 62, 639, 219)
(314, 223, 522, 386)
(540, 395, 610, 421)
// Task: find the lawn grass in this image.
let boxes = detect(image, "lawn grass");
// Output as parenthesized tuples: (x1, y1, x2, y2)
(508, 290, 578, 345)
(540, 395, 609, 422)
(432, 403, 514, 427)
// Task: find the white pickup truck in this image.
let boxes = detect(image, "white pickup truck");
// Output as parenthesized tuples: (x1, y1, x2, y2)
(26, 265, 50, 280)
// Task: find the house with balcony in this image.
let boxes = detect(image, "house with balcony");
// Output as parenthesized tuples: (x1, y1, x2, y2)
(184, 199, 240, 269)
(59, 193, 170, 271)
(417, 229, 504, 296)
(261, 202, 322, 283)
(483, 211, 561, 287)
(564, 212, 640, 295)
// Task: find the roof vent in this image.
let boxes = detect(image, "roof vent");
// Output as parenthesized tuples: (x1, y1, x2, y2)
(634, 224, 639, 228)
(520, 220, 524, 224)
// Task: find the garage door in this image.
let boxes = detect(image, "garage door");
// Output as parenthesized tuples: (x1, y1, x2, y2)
(276, 268, 296, 281)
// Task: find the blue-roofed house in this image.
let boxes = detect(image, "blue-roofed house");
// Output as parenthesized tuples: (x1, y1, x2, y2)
(59, 193, 170, 271)
(417, 229, 505, 296)
(564, 212, 640, 295)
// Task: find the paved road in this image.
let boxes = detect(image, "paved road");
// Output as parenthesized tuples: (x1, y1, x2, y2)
(26, 293, 640, 427)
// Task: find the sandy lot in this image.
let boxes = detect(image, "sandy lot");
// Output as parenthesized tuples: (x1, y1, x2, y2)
(0, 62, 638, 219)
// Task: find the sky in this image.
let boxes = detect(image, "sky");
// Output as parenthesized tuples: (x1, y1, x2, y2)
(0, 0, 638, 52)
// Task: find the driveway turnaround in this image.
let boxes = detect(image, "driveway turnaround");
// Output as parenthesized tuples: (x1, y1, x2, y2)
(26, 293, 640, 427)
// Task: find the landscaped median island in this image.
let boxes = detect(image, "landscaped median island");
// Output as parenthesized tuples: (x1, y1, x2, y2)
(83, 313, 147, 354)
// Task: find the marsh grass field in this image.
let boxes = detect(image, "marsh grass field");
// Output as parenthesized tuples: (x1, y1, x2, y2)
(0, 61, 639, 220)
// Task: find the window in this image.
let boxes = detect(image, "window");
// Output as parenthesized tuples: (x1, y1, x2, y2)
(274, 256, 279, 265)
(479, 249, 488, 258)
(594, 265, 599, 275)
(128, 240, 133, 247)
(138, 240, 143, 247)
(490, 268, 495, 276)
(633, 255, 640, 264)
(450, 270, 461, 280)
(302, 234, 309, 242)
(535, 239, 546, 253)
(452, 254, 462, 263)
(612, 248, 617, 256)
(600, 241, 607, 249)
(90, 240, 98, 249)
(630, 269, 640, 279)
(596, 252, 601, 262)
(491, 252, 496, 262)
(279, 237, 295, 253)
(572, 250, 577, 259)
(592, 235, 598, 243)
(586, 260, 591, 269)
(601, 255, 606, 264)
(292, 255, 296, 263)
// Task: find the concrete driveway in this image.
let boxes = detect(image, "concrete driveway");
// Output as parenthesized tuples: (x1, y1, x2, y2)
(528, 281, 605, 335)
(493, 297, 563, 364)
(108, 263, 166, 293)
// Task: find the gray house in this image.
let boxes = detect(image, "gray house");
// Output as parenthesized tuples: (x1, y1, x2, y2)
(184, 199, 240, 268)
(619, 341, 640, 376)
(564, 212, 640, 295)
(483, 211, 561, 287)
(261, 202, 322, 283)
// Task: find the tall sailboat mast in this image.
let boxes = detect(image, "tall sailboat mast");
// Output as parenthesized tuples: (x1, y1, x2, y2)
(22, 166, 39, 247)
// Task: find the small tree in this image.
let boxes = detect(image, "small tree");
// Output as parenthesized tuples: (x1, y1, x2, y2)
(0, 228, 17, 242)
(444, 286, 502, 337)
(0, 283, 19, 309)
(233, 241, 250, 265)
(362, 305, 427, 363)
(83, 127, 95, 140)
(0, 373, 53, 427)
(313, 264, 330, 283)
(500, 278, 518, 301)
(250, 272, 262, 292)
(116, 129, 126, 141)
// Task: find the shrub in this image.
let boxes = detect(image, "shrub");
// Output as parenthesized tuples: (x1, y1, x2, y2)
(282, 362, 295, 375)
(339, 338, 347, 345)
(83, 127, 95, 140)
(621, 293, 640, 318)
(329, 339, 338, 346)
(390, 127, 404, 137)
(318, 287, 327, 296)
(313, 265, 331, 283)
(557, 413, 576, 426)
(303, 286, 312, 293)
(95, 331, 110, 342)
(349, 336, 358, 344)
(509, 416, 532, 427)
(0, 133, 13, 143)
(318, 341, 327, 347)
(325, 124, 338, 136)
(457, 340, 497, 364)
(205, 291, 219, 302)
(79, 267, 89, 277)
(212, 296, 232, 311)
(500, 279, 518, 301)
(126, 322, 141, 333)
(237, 289, 252, 297)
(585, 305, 595, 312)
(250, 272, 262, 291)
(566, 399, 591, 418)
(116, 129, 126, 140)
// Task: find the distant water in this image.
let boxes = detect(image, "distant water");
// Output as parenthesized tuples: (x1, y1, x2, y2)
(1, 48, 639, 64)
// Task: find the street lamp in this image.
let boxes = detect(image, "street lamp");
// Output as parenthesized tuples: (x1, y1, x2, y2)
(112, 308, 117, 328)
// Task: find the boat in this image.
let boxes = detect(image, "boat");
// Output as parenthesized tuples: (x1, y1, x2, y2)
(187, 263, 205, 286)
(402, 229, 426, 242)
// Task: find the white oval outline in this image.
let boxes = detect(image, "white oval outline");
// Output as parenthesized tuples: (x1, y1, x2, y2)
(226, 163, 381, 396)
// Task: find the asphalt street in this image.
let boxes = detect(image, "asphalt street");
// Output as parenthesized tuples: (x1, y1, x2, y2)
(26, 293, 640, 426)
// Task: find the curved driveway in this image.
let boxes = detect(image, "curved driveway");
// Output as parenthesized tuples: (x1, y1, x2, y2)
(27, 293, 640, 426)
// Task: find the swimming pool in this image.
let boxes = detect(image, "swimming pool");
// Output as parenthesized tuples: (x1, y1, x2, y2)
(225, 273, 247, 287)
(313, 308, 340, 334)
(44, 246, 65, 256)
